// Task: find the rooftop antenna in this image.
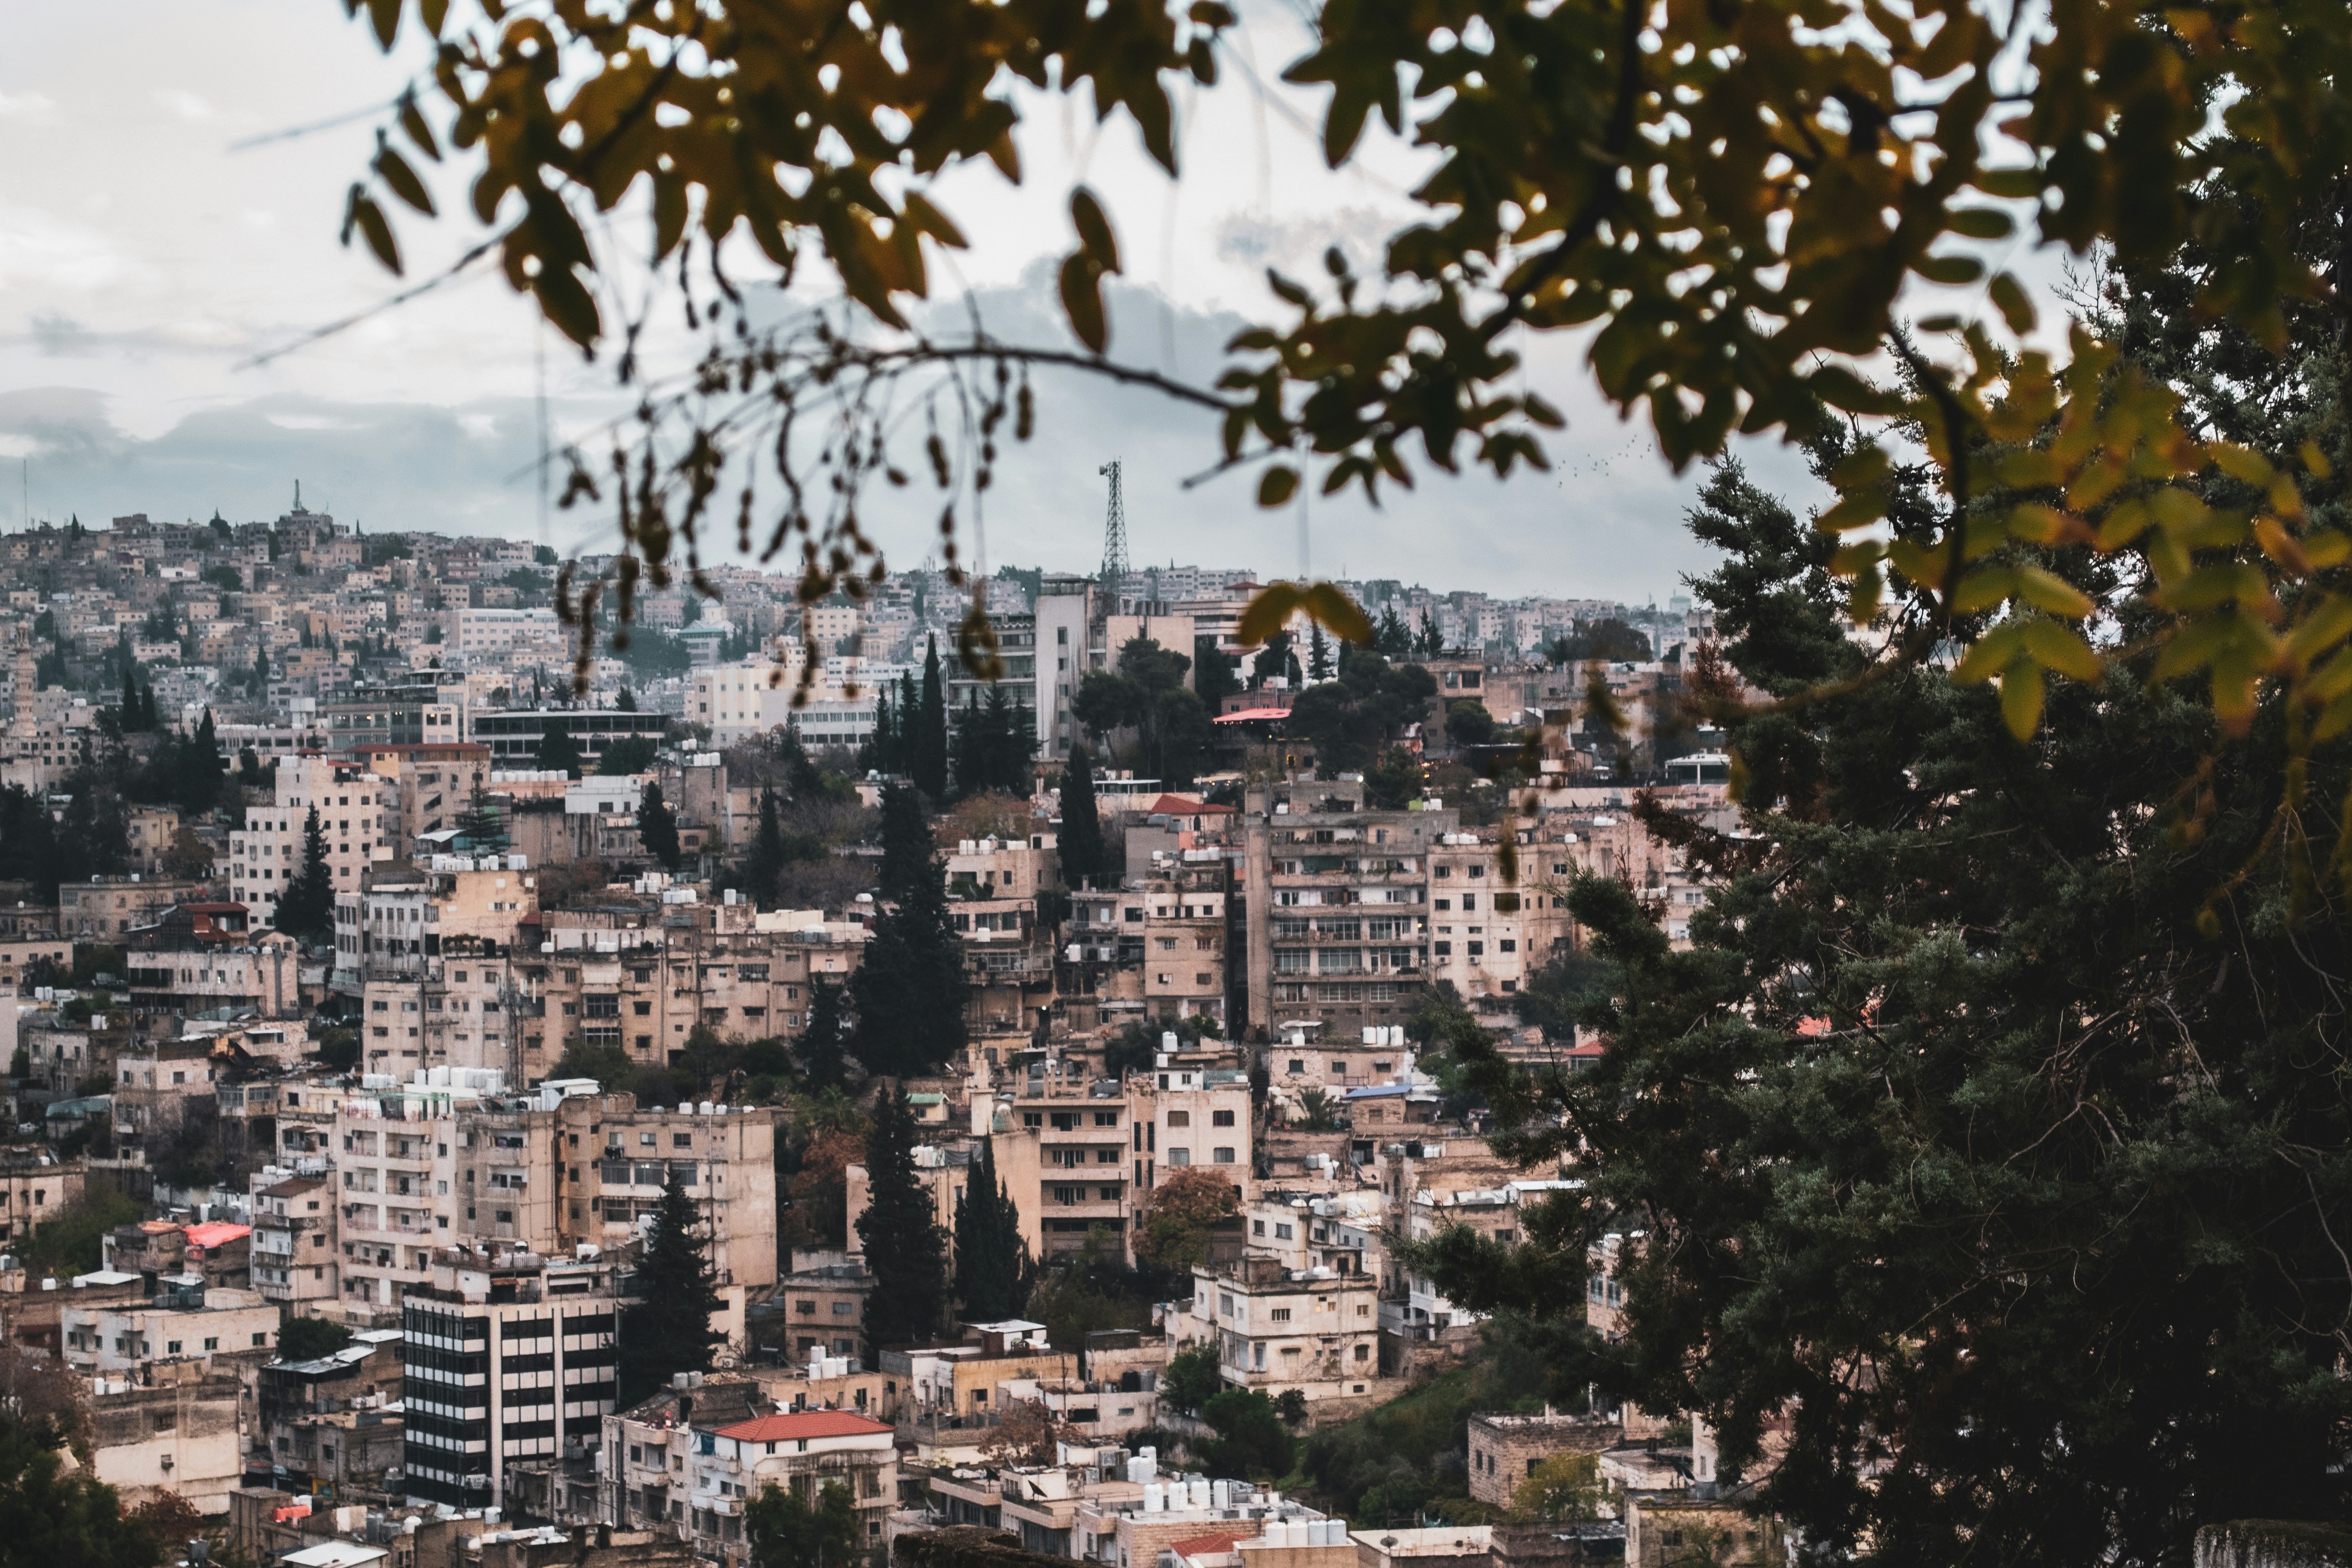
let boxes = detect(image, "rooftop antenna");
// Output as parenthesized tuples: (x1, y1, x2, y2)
(294, 479, 301, 513)
(1097, 459, 1129, 609)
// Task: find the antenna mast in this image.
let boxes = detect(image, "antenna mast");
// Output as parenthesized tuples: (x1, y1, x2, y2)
(1097, 459, 1129, 610)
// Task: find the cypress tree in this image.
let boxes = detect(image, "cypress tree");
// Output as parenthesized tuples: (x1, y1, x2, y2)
(876, 783, 933, 904)
(796, 980, 848, 1091)
(119, 668, 139, 731)
(913, 636, 948, 798)
(535, 717, 585, 779)
(1058, 747, 1107, 888)
(746, 786, 787, 900)
(857, 1085, 948, 1350)
(849, 869, 967, 1075)
(638, 781, 682, 871)
(951, 693, 985, 797)
(618, 1170, 726, 1402)
(952, 1138, 1030, 1322)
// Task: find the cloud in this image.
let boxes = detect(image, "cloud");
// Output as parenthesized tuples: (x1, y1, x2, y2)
(0, 276, 1826, 602)
(0, 91, 57, 118)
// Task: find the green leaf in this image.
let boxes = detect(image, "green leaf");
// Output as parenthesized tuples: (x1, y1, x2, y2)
(1258, 466, 1300, 508)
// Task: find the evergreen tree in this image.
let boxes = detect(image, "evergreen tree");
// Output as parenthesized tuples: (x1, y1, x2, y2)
(252, 646, 270, 693)
(275, 806, 334, 940)
(1374, 605, 1414, 659)
(193, 708, 224, 777)
(876, 783, 933, 904)
(952, 1138, 1030, 1321)
(745, 1479, 859, 1568)
(1307, 622, 1333, 681)
(913, 635, 949, 798)
(745, 787, 788, 901)
(849, 869, 967, 1075)
(0, 1408, 162, 1568)
(638, 781, 682, 871)
(1418, 610, 1443, 655)
(138, 685, 158, 732)
(618, 1170, 726, 1402)
(117, 668, 140, 731)
(1194, 635, 1239, 707)
(796, 980, 848, 1091)
(617, 685, 638, 711)
(980, 685, 1034, 793)
(1409, 457, 2352, 1563)
(857, 1085, 949, 1350)
(950, 693, 986, 796)
(1058, 747, 1108, 888)
(535, 718, 585, 778)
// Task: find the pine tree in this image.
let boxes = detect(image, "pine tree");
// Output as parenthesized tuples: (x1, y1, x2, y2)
(796, 980, 848, 1091)
(1419, 611, 1443, 656)
(1058, 747, 1108, 889)
(981, 685, 1033, 793)
(138, 685, 158, 732)
(1307, 623, 1333, 681)
(857, 1085, 948, 1350)
(952, 1138, 1030, 1322)
(913, 635, 949, 799)
(876, 783, 933, 904)
(618, 1170, 726, 1402)
(118, 668, 140, 731)
(638, 781, 682, 871)
(275, 806, 334, 940)
(849, 868, 967, 1075)
(535, 718, 585, 778)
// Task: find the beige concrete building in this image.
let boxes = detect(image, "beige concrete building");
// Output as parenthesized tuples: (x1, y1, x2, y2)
(87, 1369, 245, 1514)
(1466, 1411, 1622, 1508)
(252, 1173, 339, 1309)
(1181, 1256, 1382, 1408)
(59, 874, 210, 938)
(61, 1285, 280, 1374)
(1242, 777, 1456, 1035)
(232, 756, 400, 920)
(0, 1146, 83, 1247)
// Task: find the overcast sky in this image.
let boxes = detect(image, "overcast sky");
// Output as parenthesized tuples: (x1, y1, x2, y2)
(0, 0, 1858, 601)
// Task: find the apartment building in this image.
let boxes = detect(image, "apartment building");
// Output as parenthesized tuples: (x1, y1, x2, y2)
(335, 1070, 780, 1326)
(447, 608, 561, 658)
(1241, 777, 1457, 1035)
(1062, 854, 1235, 1034)
(1400, 1180, 1581, 1336)
(469, 708, 672, 767)
(351, 742, 497, 847)
(232, 755, 401, 918)
(1426, 829, 1576, 1005)
(1181, 1256, 1381, 1408)
(61, 1282, 280, 1374)
(0, 1147, 82, 1245)
(400, 1247, 621, 1510)
(688, 1409, 899, 1562)
(58, 875, 210, 938)
(252, 1172, 339, 1308)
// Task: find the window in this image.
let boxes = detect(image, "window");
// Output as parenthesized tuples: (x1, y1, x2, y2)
(1212, 1146, 1236, 1164)
(1166, 1110, 1190, 1128)
(1211, 1110, 1235, 1127)
(1168, 1148, 1192, 1166)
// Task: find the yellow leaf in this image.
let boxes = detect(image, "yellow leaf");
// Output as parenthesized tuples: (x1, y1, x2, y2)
(2008, 503, 2088, 546)
(1814, 489, 1887, 533)
(2253, 516, 2312, 575)
(2015, 566, 2093, 618)
(2206, 442, 2273, 487)
(1949, 567, 2015, 615)
(1999, 660, 2045, 740)
(1951, 623, 2022, 684)
(2019, 619, 2103, 681)
(2300, 440, 2333, 480)
(1300, 582, 1376, 645)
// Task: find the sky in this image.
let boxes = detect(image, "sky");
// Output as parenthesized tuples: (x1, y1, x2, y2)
(0, 0, 1858, 602)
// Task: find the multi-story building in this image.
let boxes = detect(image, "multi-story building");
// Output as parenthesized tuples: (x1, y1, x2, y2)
(0, 1147, 83, 1247)
(687, 1409, 899, 1563)
(336, 1069, 780, 1328)
(1180, 1256, 1381, 1409)
(1241, 777, 1456, 1036)
(467, 708, 672, 767)
(61, 1282, 281, 1374)
(58, 875, 210, 938)
(251, 1173, 339, 1309)
(400, 1246, 621, 1510)
(230, 755, 401, 919)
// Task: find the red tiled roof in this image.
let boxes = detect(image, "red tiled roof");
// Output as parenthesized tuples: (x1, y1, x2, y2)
(712, 1411, 893, 1443)
(1213, 708, 1290, 723)
(184, 1221, 251, 1248)
(1144, 795, 1236, 815)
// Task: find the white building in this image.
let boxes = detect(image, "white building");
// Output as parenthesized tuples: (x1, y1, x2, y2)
(230, 756, 399, 918)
